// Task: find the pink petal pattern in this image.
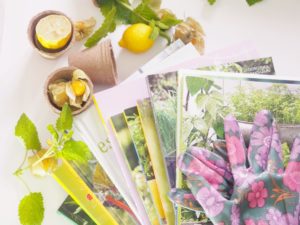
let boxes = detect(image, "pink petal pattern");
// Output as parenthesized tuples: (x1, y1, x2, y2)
(247, 181, 268, 208)
(196, 187, 224, 217)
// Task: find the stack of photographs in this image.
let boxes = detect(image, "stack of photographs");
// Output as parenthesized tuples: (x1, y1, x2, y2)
(54, 54, 300, 225)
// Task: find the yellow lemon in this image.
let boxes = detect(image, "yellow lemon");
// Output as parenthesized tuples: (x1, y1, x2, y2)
(36, 14, 72, 50)
(119, 23, 154, 53)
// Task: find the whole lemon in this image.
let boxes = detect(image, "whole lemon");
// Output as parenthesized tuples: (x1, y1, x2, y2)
(119, 23, 154, 53)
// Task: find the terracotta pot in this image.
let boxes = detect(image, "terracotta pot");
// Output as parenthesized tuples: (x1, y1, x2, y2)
(44, 66, 93, 115)
(68, 39, 118, 85)
(238, 121, 300, 148)
(28, 10, 75, 59)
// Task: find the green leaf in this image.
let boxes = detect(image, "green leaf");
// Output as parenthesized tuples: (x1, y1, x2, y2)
(130, 3, 159, 23)
(150, 26, 159, 40)
(56, 104, 73, 131)
(47, 124, 58, 142)
(246, 0, 263, 6)
(213, 119, 225, 139)
(282, 142, 290, 167)
(155, 21, 169, 30)
(85, 7, 117, 48)
(159, 13, 182, 28)
(143, 0, 161, 10)
(15, 114, 41, 151)
(186, 77, 213, 96)
(97, 0, 115, 17)
(61, 140, 92, 164)
(208, 0, 216, 5)
(61, 130, 74, 143)
(149, 20, 160, 40)
(98, 0, 132, 24)
(196, 94, 209, 109)
(18, 192, 44, 225)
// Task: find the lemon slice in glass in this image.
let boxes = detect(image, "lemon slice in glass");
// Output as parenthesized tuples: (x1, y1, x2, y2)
(35, 14, 72, 50)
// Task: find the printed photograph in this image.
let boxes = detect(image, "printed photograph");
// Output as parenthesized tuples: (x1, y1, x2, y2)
(177, 72, 300, 224)
(110, 113, 162, 225)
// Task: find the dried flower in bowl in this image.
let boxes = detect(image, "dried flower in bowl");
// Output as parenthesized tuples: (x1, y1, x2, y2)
(46, 67, 93, 115)
(65, 69, 91, 108)
(174, 17, 205, 54)
(74, 17, 96, 41)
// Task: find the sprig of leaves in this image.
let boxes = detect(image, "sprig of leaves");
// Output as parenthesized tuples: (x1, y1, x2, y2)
(14, 104, 92, 225)
(85, 0, 181, 47)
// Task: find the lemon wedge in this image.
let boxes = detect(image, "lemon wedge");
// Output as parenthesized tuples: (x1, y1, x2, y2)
(36, 14, 72, 50)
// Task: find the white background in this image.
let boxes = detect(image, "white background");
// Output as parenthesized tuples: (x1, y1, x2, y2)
(0, 0, 300, 224)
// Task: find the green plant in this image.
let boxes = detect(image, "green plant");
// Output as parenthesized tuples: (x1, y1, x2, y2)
(14, 104, 91, 225)
(282, 142, 290, 167)
(184, 77, 228, 149)
(231, 84, 300, 124)
(126, 112, 155, 180)
(85, 0, 182, 47)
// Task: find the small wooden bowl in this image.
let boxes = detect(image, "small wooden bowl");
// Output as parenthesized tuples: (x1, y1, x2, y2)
(92, 0, 99, 7)
(44, 66, 94, 115)
(28, 10, 75, 59)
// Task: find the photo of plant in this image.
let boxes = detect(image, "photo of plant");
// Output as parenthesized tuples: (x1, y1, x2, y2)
(137, 98, 176, 225)
(62, 155, 139, 225)
(110, 113, 161, 225)
(177, 71, 300, 224)
(147, 58, 275, 225)
(124, 106, 166, 224)
(199, 57, 275, 75)
(58, 196, 96, 225)
(147, 72, 178, 189)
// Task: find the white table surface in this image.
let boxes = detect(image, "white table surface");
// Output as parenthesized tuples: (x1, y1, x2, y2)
(0, 0, 300, 224)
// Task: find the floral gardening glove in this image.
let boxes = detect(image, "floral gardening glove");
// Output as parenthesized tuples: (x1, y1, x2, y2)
(169, 140, 234, 211)
(178, 110, 300, 225)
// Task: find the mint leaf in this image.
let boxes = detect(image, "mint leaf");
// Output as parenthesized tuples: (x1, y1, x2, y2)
(208, 0, 216, 5)
(47, 124, 58, 142)
(98, 0, 131, 24)
(56, 104, 73, 131)
(61, 140, 92, 164)
(149, 21, 160, 40)
(85, 7, 117, 48)
(143, 0, 161, 10)
(15, 114, 41, 151)
(159, 11, 182, 28)
(246, 0, 263, 6)
(18, 192, 44, 225)
(130, 3, 159, 23)
(97, 0, 115, 17)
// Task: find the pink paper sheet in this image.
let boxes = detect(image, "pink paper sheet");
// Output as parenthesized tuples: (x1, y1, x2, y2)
(160, 41, 259, 73)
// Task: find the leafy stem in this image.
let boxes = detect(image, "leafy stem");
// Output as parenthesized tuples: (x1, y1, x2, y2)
(86, 0, 182, 47)
(14, 151, 29, 176)
(14, 104, 92, 225)
(116, 0, 149, 23)
(16, 175, 31, 193)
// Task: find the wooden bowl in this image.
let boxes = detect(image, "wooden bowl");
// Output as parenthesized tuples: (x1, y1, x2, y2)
(92, 0, 99, 7)
(28, 10, 75, 59)
(44, 66, 94, 115)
